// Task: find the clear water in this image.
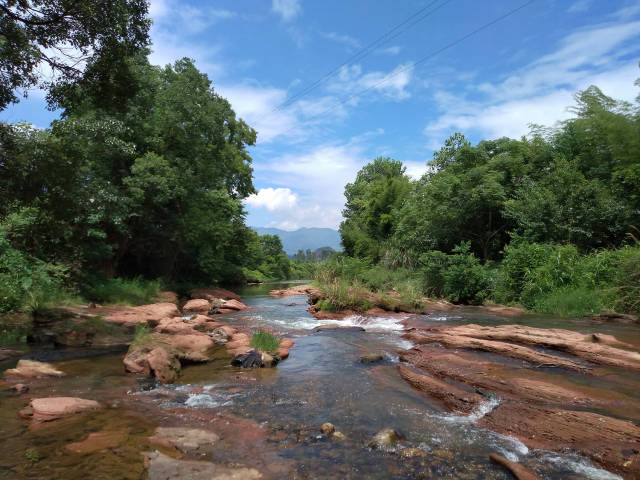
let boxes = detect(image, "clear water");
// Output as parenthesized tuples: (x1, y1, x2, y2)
(0, 281, 633, 479)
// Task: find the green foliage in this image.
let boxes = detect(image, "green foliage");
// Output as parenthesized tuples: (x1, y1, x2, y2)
(250, 330, 280, 353)
(24, 449, 40, 464)
(531, 286, 606, 317)
(0, 0, 150, 110)
(131, 323, 151, 346)
(82, 277, 162, 306)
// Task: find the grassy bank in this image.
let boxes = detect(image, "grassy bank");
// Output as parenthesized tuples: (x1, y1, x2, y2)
(312, 243, 640, 318)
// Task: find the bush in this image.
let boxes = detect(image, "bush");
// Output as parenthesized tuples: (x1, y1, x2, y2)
(532, 286, 606, 317)
(611, 246, 640, 314)
(82, 276, 162, 306)
(250, 330, 280, 352)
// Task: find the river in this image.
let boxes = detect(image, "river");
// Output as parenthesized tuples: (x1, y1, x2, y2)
(0, 281, 633, 479)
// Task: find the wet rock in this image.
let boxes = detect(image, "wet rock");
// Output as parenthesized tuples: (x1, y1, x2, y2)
(209, 326, 232, 344)
(277, 348, 289, 359)
(66, 430, 128, 454)
(332, 431, 346, 441)
(4, 359, 64, 378)
(320, 423, 335, 435)
(479, 403, 640, 478)
(144, 451, 262, 480)
(148, 427, 220, 453)
(398, 365, 482, 414)
(590, 311, 639, 324)
(25, 397, 101, 422)
(183, 299, 211, 314)
(481, 305, 526, 317)
(313, 324, 365, 332)
(231, 349, 263, 368)
(221, 299, 249, 311)
(280, 338, 295, 349)
(368, 428, 402, 450)
(269, 285, 319, 297)
(9, 383, 29, 394)
(0, 348, 22, 361)
(398, 448, 428, 458)
(489, 454, 541, 480)
(261, 352, 278, 368)
(164, 334, 214, 362)
(360, 353, 384, 364)
(190, 288, 241, 302)
(155, 317, 196, 335)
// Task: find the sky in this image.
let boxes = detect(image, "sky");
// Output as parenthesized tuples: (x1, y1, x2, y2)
(2, 0, 640, 231)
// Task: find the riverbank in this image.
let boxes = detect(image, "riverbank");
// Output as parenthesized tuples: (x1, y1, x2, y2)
(1, 282, 638, 479)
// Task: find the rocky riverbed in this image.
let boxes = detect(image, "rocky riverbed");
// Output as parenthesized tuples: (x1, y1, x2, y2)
(0, 281, 638, 479)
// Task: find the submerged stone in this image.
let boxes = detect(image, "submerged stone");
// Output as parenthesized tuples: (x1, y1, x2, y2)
(145, 451, 262, 480)
(231, 349, 263, 368)
(368, 428, 401, 450)
(148, 427, 220, 453)
(360, 353, 384, 364)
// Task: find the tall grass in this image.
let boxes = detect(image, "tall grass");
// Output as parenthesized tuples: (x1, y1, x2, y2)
(250, 330, 280, 352)
(83, 277, 162, 306)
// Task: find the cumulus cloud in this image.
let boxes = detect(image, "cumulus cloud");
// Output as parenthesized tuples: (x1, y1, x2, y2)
(322, 31, 361, 50)
(245, 188, 298, 212)
(272, 0, 301, 22)
(328, 63, 414, 101)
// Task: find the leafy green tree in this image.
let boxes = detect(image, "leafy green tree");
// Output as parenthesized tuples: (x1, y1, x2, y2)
(340, 157, 410, 260)
(0, 0, 150, 109)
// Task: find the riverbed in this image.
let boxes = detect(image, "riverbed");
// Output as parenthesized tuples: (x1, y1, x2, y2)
(0, 281, 635, 479)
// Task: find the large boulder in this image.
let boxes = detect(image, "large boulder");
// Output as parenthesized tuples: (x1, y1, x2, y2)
(183, 299, 211, 314)
(4, 359, 64, 378)
(190, 288, 241, 302)
(23, 397, 101, 422)
(105, 303, 180, 326)
(221, 299, 248, 311)
(144, 451, 261, 480)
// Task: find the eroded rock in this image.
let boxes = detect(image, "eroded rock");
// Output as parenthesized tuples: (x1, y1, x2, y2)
(183, 299, 211, 314)
(190, 288, 241, 302)
(25, 397, 100, 422)
(4, 359, 64, 378)
(145, 451, 262, 480)
(148, 427, 220, 453)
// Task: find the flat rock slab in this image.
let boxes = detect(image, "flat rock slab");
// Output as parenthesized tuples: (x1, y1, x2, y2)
(4, 359, 64, 378)
(190, 288, 241, 301)
(145, 451, 262, 480)
(148, 427, 220, 452)
(66, 430, 128, 454)
(28, 397, 101, 422)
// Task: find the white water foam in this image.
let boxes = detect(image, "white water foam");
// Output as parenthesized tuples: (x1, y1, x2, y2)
(184, 393, 234, 408)
(257, 313, 408, 333)
(540, 454, 623, 480)
(440, 396, 501, 423)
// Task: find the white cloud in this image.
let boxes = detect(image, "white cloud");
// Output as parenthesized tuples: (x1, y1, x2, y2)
(424, 17, 640, 145)
(377, 46, 402, 55)
(328, 63, 414, 101)
(272, 0, 301, 22)
(567, 0, 591, 13)
(322, 31, 361, 49)
(245, 188, 298, 211)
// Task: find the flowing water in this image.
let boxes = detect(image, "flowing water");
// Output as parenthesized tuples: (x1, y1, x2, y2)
(0, 281, 635, 479)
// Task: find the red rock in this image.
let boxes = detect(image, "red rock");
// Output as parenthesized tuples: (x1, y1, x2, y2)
(278, 348, 289, 359)
(4, 359, 64, 378)
(28, 397, 101, 422)
(182, 299, 211, 314)
(105, 302, 180, 326)
(215, 308, 236, 314)
(164, 334, 214, 362)
(279, 338, 294, 349)
(398, 365, 482, 414)
(66, 430, 128, 454)
(489, 454, 541, 480)
(480, 404, 640, 478)
(155, 317, 194, 335)
(10, 383, 29, 394)
(222, 299, 249, 311)
(269, 284, 319, 297)
(190, 288, 241, 301)
(147, 348, 181, 383)
(481, 305, 526, 317)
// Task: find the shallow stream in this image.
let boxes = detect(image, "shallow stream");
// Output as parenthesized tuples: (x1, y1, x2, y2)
(0, 281, 636, 479)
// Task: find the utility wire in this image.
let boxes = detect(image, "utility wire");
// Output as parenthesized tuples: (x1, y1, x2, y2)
(272, 0, 453, 112)
(279, 0, 536, 137)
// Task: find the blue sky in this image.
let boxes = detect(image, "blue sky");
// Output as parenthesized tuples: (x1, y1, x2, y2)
(3, 0, 640, 230)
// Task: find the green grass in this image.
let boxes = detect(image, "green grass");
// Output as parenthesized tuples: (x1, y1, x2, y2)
(131, 323, 152, 346)
(83, 277, 162, 306)
(531, 286, 606, 317)
(250, 330, 280, 352)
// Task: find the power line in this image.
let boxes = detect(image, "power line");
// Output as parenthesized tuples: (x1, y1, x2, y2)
(272, 0, 453, 112)
(279, 0, 536, 137)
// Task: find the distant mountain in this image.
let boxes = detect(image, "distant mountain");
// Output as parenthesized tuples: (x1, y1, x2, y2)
(253, 227, 341, 255)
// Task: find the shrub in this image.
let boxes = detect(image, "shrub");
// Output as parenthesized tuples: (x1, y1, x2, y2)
(131, 324, 151, 346)
(250, 330, 280, 352)
(532, 286, 605, 317)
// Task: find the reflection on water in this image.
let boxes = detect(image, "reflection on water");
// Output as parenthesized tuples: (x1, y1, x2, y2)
(0, 281, 630, 479)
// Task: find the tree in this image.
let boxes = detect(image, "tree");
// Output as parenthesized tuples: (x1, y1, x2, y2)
(0, 0, 150, 109)
(340, 157, 410, 260)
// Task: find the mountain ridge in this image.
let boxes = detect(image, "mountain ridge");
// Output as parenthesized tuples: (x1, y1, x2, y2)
(253, 227, 341, 255)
